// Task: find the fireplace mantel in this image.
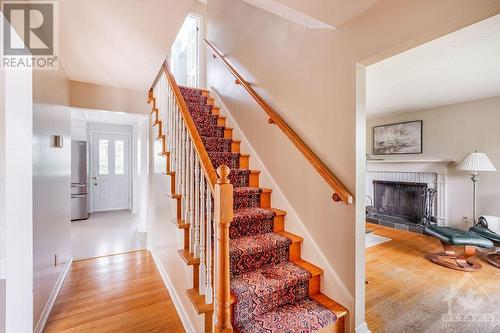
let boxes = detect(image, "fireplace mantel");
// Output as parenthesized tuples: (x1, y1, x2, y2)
(367, 159, 455, 174)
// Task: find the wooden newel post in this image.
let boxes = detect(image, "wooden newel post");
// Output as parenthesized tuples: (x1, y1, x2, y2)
(214, 165, 233, 333)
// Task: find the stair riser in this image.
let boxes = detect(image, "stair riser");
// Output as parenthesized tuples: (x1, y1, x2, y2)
(217, 117, 226, 127)
(230, 247, 289, 277)
(225, 170, 246, 187)
(230, 219, 273, 239)
(309, 275, 321, 295)
(197, 124, 225, 138)
(272, 214, 284, 232)
(231, 141, 240, 153)
(210, 153, 240, 170)
(233, 192, 261, 210)
(202, 138, 232, 153)
(191, 112, 218, 126)
(260, 191, 271, 208)
(289, 242, 301, 261)
(249, 172, 259, 187)
(239, 155, 249, 169)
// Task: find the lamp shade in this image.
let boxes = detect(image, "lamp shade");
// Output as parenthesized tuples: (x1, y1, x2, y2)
(457, 152, 496, 172)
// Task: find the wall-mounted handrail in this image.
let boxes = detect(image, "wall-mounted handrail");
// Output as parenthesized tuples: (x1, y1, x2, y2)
(203, 39, 353, 204)
(151, 60, 218, 192)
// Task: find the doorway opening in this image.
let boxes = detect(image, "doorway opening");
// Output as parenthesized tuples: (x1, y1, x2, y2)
(70, 108, 149, 260)
(171, 14, 201, 88)
(358, 14, 500, 332)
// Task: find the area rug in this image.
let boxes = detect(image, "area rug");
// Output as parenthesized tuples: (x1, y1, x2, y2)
(366, 233, 391, 248)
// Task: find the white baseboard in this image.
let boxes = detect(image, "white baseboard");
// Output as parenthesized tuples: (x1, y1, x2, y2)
(34, 258, 73, 333)
(356, 322, 371, 333)
(150, 248, 196, 333)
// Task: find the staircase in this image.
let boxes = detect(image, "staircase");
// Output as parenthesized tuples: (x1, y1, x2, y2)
(148, 59, 348, 332)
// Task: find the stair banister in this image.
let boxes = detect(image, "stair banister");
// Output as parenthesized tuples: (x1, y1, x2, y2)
(156, 60, 218, 191)
(203, 39, 354, 205)
(150, 60, 234, 332)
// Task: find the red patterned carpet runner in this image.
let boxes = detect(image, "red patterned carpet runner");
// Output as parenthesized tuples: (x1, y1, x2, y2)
(179, 86, 337, 333)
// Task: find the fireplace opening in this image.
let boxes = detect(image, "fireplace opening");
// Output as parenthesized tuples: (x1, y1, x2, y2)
(373, 180, 427, 223)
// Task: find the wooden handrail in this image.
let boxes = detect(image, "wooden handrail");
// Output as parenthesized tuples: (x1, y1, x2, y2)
(203, 39, 354, 205)
(151, 60, 218, 192)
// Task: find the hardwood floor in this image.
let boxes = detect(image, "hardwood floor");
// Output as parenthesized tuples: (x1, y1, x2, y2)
(366, 223, 500, 333)
(44, 250, 185, 333)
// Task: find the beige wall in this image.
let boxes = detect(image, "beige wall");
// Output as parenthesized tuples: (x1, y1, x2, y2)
(367, 96, 500, 228)
(69, 80, 149, 114)
(207, 0, 500, 330)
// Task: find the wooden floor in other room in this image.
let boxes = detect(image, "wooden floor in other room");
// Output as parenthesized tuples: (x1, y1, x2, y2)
(366, 223, 500, 333)
(44, 250, 185, 333)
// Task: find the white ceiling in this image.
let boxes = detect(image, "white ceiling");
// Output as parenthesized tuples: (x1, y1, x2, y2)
(243, 0, 379, 28)
(71, 107, 146, 125)
(59, 0, 193, 92)
(366, 14, 500, 117)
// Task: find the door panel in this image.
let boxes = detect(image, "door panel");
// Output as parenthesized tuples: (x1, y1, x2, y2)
(92, 133, 130, 211)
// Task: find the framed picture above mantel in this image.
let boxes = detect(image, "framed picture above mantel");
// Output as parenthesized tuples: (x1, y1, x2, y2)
(373, 120, 423, 155)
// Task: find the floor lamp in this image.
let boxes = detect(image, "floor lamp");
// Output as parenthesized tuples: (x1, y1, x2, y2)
(457, 151, 496, 226)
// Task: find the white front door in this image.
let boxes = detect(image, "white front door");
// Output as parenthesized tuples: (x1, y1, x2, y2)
(92, 132, 130, 212)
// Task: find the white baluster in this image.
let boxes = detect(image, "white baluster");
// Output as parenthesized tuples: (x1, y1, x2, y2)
(168, 87, 174, 162)
(175, 107, 181, 192)
(205, 189, 213, 304)
(172, 100, 177, 174)
(199, 174, 206, 295)
(180, 124, 186, 214)
(177, 108, 183, 193)
(193, 159, 200, 258)
(183, 126, 189, 220)
(189, 143, 196, 253)
(184, 140, 191, 224)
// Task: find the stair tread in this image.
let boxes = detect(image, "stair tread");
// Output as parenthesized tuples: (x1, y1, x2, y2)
(292, 259, 323, 277)
(233, 187, 263, 195)
(186, 288, 213, 314)
(310, 293, 348, 318)
(232, 261, 311, 296)
(276, 230, 304, 243)
(271, 207, 286, 216)
(170, 218, 190, 230)
(165, 192, 181, 199)
(237, 297, 338, 333)
(233, 207, 276, 224)
(177, 249, 199, 266)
